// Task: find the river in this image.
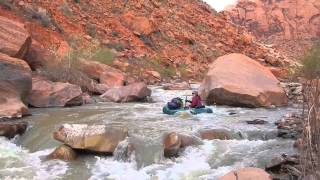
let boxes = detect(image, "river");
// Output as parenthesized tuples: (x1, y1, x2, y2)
(0, 86, 298, 180)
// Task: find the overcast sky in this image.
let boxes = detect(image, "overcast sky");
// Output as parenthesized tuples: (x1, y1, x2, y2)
(203, 0, 237, 12)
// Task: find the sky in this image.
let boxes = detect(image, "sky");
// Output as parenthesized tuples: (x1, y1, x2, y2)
(203, 0, 238, 12)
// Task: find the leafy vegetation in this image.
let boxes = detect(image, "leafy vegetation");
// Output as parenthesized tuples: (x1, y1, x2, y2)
(299, 43, 320, 178)
(91, 48, 115, 66)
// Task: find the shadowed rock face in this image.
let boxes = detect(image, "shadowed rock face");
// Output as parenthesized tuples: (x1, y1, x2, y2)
(53, 124, 128, 153)
(0, 53, 31, 118)
(200, 53, 288, 108)
(0, 16, 31, 59)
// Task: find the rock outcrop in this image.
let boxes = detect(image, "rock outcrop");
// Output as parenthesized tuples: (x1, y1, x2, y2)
(219, 167, 272, 180)
(53, 124, 128, 153)
(28, 75, 83, 107)
(0, 53, 31, 118)
(226, 0, 320, 41)
(100, 82, 151, 103)
(0, 16, 31, 59)
(200, 53, 288, 107)
(0, 121, 28, 139)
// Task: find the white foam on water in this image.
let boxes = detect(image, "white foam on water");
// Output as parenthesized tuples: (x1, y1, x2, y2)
(90, 156, 150, 180)
(0, 137, 68, 180)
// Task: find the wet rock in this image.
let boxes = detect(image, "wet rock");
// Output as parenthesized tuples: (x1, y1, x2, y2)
(0, 121, 28, 139)
(280, 82, 303, 103)
(28, 75, 83, 107)
(0, 16, 31, 58)
(276, 113, 303, 139)
(47, 144, 77, 161)
(179, 134, 202, 148)
(100, 82, 151, 103)
(79, 60, 128, 88)
(246, 119, 268, 125)
(198, 129, 231, 140)
(162, 82, 191, 90)
(219, 167, 272, 180)
(266, 154, 301, 179)
(200, 53, 288, 108)
(0, 53, 32, 118)
(163, 132, 181, 157)
(53, 124, 128, 153)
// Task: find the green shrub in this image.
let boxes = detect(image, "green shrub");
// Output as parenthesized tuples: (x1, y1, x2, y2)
(300, 43, 320, 79)
(59, 2, 73, 18)
(0, 0, 12, 10)
(91, 48, 115, 66)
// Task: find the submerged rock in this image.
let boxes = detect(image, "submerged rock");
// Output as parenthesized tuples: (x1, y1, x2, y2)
(0, 53, 32, 118)
(53, 124, 128, 153)
(276, 113, 303, 139)
(162, 81, 191, 90)
(100, 82, 151, 103)
(47, 144, 77, 161)
(219, 167, 272, 180)
(28, 75, 83, 107)
(198, 129, 231, 140)
(163, 132, 181, 157)
(0, 121, 28, 139)
(163, 132, 202, 158)
(200, 53, 288, 108)
(246, 119, 268, 125)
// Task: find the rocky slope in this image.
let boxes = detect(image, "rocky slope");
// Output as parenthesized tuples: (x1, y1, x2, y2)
(226, 0, 320, 59)
(0, 0, 287, 82)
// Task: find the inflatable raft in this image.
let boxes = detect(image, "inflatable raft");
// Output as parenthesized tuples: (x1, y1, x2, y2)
(163, 105, 213, 115)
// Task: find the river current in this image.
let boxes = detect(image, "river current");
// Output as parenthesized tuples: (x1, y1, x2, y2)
(0, 86, 297, 180)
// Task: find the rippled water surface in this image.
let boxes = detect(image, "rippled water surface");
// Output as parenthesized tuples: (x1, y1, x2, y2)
(0, 86, 298, 180)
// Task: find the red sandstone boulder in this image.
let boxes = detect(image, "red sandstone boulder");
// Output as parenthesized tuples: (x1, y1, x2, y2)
(53, 124, 128, 153)
(28, 76, 83, 107)
(200, 53, 288, 107)
(0, 16, 31, 59)
(79, 60, 127, 87)
(100, 82, 151, 103)
(0, 53, 31, 118)
(219, 168, 272, 180)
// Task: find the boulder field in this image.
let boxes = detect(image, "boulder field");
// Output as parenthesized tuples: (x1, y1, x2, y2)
(200, 53, 288, 108)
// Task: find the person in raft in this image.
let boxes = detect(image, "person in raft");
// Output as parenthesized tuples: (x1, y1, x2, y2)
(187, 91, 204, 108)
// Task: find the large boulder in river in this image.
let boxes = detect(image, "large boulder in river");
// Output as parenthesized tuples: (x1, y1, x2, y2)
(0, 16, 31, 59)
(53, 124, 128, 153)
(100, 82, 151, 103)
(0, 53, 31, 118)
(79, 60, 128, 87)
(199, 53, 288, 107)
(28, 75, 83, 107)
(219, 167, 272, 180)
(0, 121, 28, 139)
